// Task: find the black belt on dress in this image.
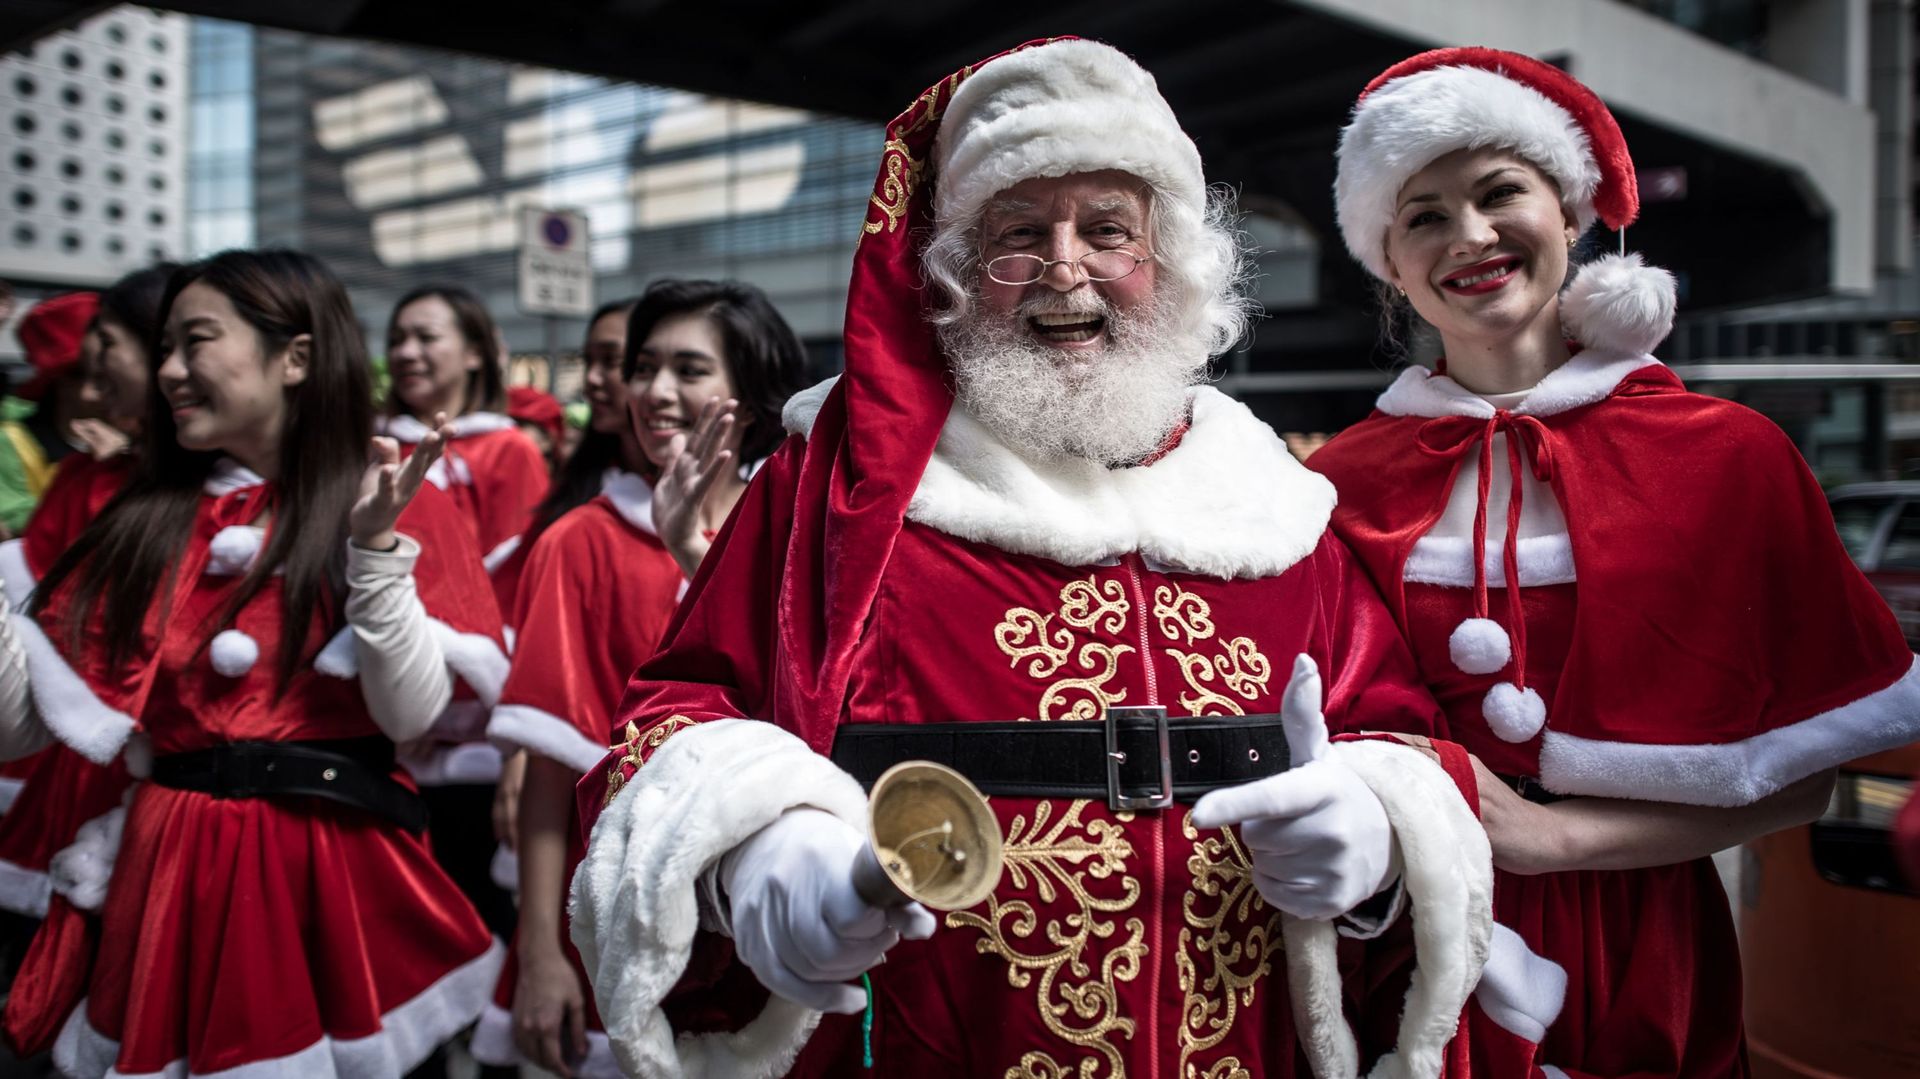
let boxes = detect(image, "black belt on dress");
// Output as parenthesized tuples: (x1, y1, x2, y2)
(150, 737, 429, 834)
(829, 706, 1294, 811)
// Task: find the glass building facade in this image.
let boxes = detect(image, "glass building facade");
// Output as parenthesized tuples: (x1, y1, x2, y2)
(187, 18, 254, 257)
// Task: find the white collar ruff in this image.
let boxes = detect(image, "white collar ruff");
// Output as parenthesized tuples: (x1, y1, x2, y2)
(381, 411, 518, 443)
(600, 469, 659, 537)
(1375, 349, 1663, 420)
(204, 458, 266, 496)
(783, 378, 1332, 580)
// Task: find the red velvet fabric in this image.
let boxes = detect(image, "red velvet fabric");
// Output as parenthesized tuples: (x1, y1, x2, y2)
(482, 494, 683, 1048)
(1310, 365, 1912, 762)
(28, 480, 502, 1075)
(588, 465, 1453, 1073)
(397, 426, 551, 568)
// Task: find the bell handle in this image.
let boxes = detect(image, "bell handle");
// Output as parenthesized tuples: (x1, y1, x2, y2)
(851, 842, 910, 908)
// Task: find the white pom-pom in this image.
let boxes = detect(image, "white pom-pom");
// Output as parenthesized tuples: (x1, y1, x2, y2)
(122, 732, 152, 780)
(1449, 617, 1512, 675)
(210, 629, 259, 677)
(1482, 682, 1547, 742)
(1561, 253, 1677, 356)
(206, 525, 264, 576)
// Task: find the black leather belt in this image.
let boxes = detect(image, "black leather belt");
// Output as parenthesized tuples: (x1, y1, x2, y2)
(1496, 773, 1569, 805)
(150, 737, 428, 834)
(830, 706, 1293, 811)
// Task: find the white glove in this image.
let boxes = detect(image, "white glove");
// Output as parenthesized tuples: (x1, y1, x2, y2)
(719, 807, 937, 1014)
(1191, 654, 1396, 920)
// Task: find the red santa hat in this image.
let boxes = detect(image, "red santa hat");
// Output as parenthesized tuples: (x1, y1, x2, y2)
(1335, 47, 1676, 356)
(15, 291, 100, 401)
(507, 385, 565, 448)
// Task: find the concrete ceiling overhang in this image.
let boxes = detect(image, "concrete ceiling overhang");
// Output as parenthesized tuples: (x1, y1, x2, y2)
(4, 0, 1840, 312)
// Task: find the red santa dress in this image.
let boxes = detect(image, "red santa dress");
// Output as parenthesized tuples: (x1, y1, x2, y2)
(1308, 351, 1920, 1078)
(29, 461, 509, 1078)
(0, 454, 133, 917)
(468, 469, 684, 1076)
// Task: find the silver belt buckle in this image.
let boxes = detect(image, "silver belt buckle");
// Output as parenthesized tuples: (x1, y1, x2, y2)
(1104, 705, 1173, 811)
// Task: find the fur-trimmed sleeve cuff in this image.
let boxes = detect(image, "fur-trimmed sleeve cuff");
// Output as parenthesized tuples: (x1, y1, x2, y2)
(568, 718, 870, 1079)
(1283, 739, 1493, 1079)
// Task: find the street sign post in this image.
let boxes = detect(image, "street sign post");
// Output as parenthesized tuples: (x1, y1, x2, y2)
(517, 208, 593, 317)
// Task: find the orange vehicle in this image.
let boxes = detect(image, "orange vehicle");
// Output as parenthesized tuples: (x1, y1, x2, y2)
(1743, 483, 1920, 1077)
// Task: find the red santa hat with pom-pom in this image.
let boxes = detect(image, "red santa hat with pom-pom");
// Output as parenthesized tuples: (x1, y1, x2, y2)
(1335, 46, 1676, 357)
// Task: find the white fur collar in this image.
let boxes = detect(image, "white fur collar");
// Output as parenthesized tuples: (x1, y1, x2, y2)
(204, 459, 266, 496)
(601, 469, 659, 537)
(381, 411, 517, 443)
(782, 377, 1333, 579)
(1375, 350, 1663, 420)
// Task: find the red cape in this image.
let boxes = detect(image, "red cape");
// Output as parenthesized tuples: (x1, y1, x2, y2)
(1310, 361, 1916, 805)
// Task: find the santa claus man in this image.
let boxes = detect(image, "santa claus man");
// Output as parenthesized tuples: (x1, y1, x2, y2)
(570, 39, 1494, 1079)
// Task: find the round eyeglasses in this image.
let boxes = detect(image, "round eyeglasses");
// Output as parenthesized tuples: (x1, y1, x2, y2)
(983, 247, 1154, 286)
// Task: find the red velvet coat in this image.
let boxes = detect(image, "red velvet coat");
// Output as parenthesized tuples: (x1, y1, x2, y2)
(580, 389, 1464, 1078)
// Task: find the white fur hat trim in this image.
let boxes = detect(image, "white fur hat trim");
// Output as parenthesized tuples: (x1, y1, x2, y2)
(210, 629, 260, 677)
(1483, 682, 1548, 743)
(1561, 253, 1677, 355)
(1449, 617, 1512, 675)
(933, 40, 1204, 229)
(1337, 64, 1600, 280)
(206, 525, 264, 577)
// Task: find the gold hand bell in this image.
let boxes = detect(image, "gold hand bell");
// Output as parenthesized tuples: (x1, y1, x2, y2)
(849, 761, 1003, 912)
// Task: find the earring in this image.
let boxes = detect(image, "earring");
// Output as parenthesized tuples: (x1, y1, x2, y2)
(1396, 286, 1407, 298)
(1567, 236, 1578, 251)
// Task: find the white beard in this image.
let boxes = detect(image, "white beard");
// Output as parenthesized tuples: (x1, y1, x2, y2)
(938, 290, 1208, 467)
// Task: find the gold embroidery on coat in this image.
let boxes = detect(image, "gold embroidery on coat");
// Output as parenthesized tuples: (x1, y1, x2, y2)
(1176, 812, 1281, 1078)
(996, 576, 1133, 723)
(1154, 584, 1271, 717)
(948, 799, 1145, 1079)
(602, 715, 698, 805)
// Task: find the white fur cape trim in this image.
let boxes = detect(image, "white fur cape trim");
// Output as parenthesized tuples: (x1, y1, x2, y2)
(1540, 653, 1920, 806)
(472, 1002, 623, 1078)
(0, 855, 50, 917)
(423, 453, 473, 491)
(482, 534, 522, 574)
(0, 774, 20, 813)
(488, 702, 609, 775)
(570, 718, 869, 1079)
(398, 740, 502, 787)
(1404, 533, 1576, 588)
(382, 411, 518, 443)
(1282, 739, 1493, 1079)
(782, 379, 1334, 579)
(932, 40, 1204, 230)
(601, 469, 660, 537)
(52, 939, 504, 1079)
(47, 803, 126, 912)
(316, 619, 508, 707)
(1376, 350, 1661, 421)
(0, 540, 137, 764)
(1336, 63, 1600, 281)
(1474, 923, 1567, 1043)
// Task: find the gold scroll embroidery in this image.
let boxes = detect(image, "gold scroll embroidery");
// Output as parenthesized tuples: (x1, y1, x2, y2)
(1154, 584, 1271, 717)
(996, 576, 1133, 723)
(863, 137, 923, 236)
(602, 715, 698, 805)
(1177, 812, 1281, 1078)
(948, 800, 1145, 1079)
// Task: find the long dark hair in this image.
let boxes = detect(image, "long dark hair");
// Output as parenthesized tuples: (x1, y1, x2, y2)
(383, 284, 506, 416)
(98, 262, 179, 353)
(525, 297, 637, 540)
(35, 249, 374, 689)
(622, 279, 807, 464)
